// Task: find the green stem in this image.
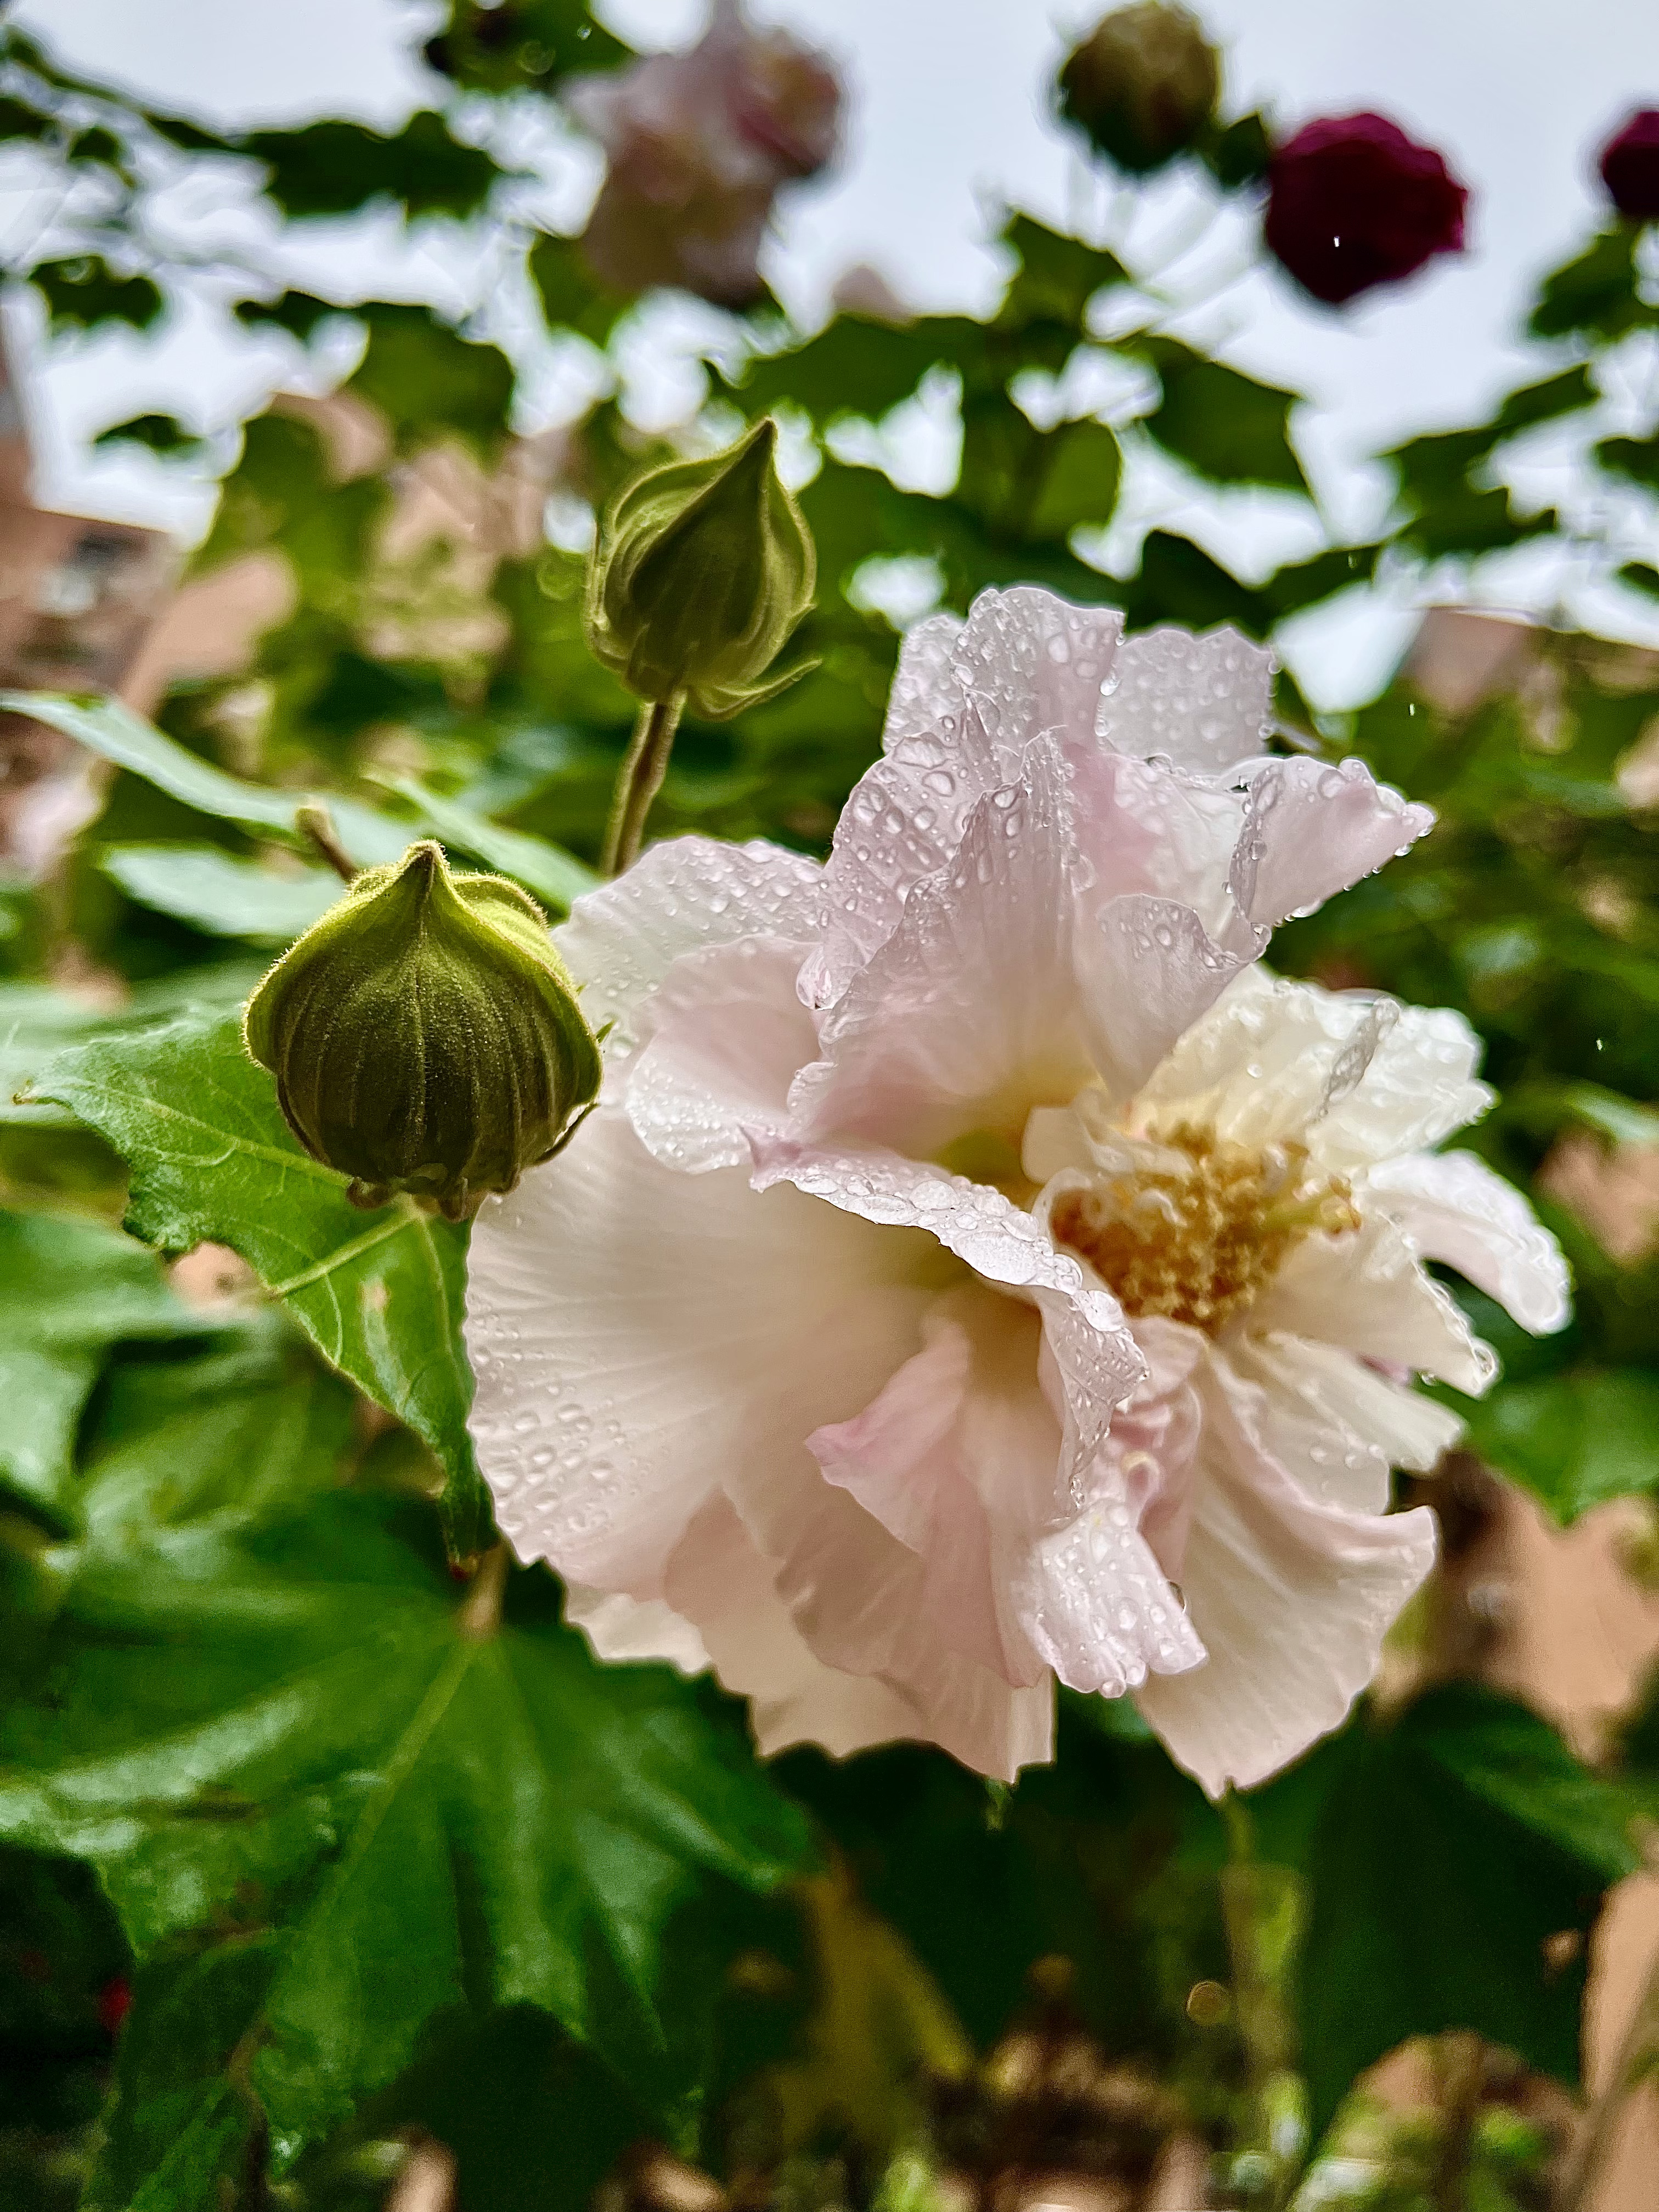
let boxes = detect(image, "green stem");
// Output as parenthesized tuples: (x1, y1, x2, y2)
(295, 802, 358, 883)
(602, 695, 684, 878)
(1220, 1796, 1305, 2212)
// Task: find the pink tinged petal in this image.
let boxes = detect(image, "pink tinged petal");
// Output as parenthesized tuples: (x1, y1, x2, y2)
(627, 934, 819, 1172)
(807, 1288, 1060, 1684)
(1068, 748, 1254, 921)
(1013, 1499, 1206, 1696)
(1233, 757, 1435, 928)
(1013, 1313, 1208, 1696)
(790, 737, 1093, 1153)
(556, 835, 819, 1069)
(666, 1490, 1056, 1781)
(465, 1109, 932, 1595)
(802, 588, 1122, 1011)
(1223, 1332, 1464, 1516)
(802, 612, 985, 1008)
(751, 1137, 1136, 1358)
(1135, 1358, 1438, 1795)
(1075, 894, 1255, 1104)
(1113, 1314, 1209, 1578)
(1249, 1214, 1497, 1395)
(949, 585, 1122, 762)
(749, 1138, 1147, 1571)
(1096, 626, 1274, 779)
(1364, 1150, 1571, 1335)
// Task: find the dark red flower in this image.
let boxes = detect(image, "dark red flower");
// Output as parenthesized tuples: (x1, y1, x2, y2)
(1600, 109, 1659, 222)
(98, 1977, 132, 2038)
(1265, 112, 1469, 306)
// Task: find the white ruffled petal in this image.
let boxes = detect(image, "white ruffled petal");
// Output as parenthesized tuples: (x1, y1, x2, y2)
(1223, 1331, 1464, 1514)
(1364, 1150, 1571, 1335)
(466, 1110, 932, 1595)
(564, 1584, 712, 1673)
(1135, 1358, 1438, 1795)
(1249, 1215, 1497, 1396)
(1132, 970, 1397, 1151)
(1312, 1003, 1493, 1171)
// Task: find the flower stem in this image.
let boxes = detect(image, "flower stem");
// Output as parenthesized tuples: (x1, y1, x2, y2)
(296, 802, 358, 884)
(457, 1541, 510, 1640)
(1559, 1923, 1659, 2212)
(603, 695, 684, 878)
(1220, 1796, 1305, 2212)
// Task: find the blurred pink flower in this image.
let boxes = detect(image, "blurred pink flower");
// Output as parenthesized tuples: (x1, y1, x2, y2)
(465, 587, 1567, 1793)
(567, 0, 841, 308)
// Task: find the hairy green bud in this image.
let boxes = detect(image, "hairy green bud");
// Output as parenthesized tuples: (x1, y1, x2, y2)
(1057, 3, 1220, 176)
(584, 416, 815, 719)
(244, 842, 602, 1220)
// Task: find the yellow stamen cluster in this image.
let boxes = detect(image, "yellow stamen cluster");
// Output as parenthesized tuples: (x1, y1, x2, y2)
(1050, 1122, 1360, 1334)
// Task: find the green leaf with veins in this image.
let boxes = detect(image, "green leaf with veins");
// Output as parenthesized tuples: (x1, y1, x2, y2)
(0, 1207, 219, 1527)
(1297, 1684, 1640, 2140)
(0, 968, 263, 1128)
(100, 846, 342, 944)
(0, 1491, 811, 2206)
(74, 1314, 356, 1547)
(30, 1011, 487, 1554)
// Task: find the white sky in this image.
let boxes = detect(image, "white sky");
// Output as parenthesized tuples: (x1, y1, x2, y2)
(11, 0, 1659, 705)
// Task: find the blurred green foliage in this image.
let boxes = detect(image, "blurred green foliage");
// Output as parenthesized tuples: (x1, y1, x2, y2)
(3, 7, 1659, 2209)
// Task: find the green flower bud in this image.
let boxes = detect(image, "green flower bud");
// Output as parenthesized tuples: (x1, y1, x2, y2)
(584, 416, 815, 720)
(1057, 3, 1220, 176)
(244, 842, 602, 1220)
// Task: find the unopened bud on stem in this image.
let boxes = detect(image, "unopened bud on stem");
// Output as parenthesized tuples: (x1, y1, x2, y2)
(244, 842, 601, 1219)
(1057, 3, 1220, 176)
(585, 416, 815, 720)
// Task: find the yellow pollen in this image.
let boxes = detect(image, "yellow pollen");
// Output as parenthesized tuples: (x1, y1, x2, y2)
(1050, 1121, 1360, 1334)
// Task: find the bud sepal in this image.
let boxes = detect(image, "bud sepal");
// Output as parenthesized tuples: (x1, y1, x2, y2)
(244, 842, 602, 1221)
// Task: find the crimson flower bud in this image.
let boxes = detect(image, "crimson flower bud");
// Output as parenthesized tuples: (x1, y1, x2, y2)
(1600, 110, 1659, 223)
(1265, 112, 1469, 307)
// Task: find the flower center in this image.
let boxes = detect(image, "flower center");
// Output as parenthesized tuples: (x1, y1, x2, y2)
(1049, 1121, 1360, 1334)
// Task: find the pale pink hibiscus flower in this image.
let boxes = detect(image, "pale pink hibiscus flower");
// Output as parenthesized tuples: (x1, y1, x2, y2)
(568, 0, 842, 308)
(464, 588, 1567, 1793)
